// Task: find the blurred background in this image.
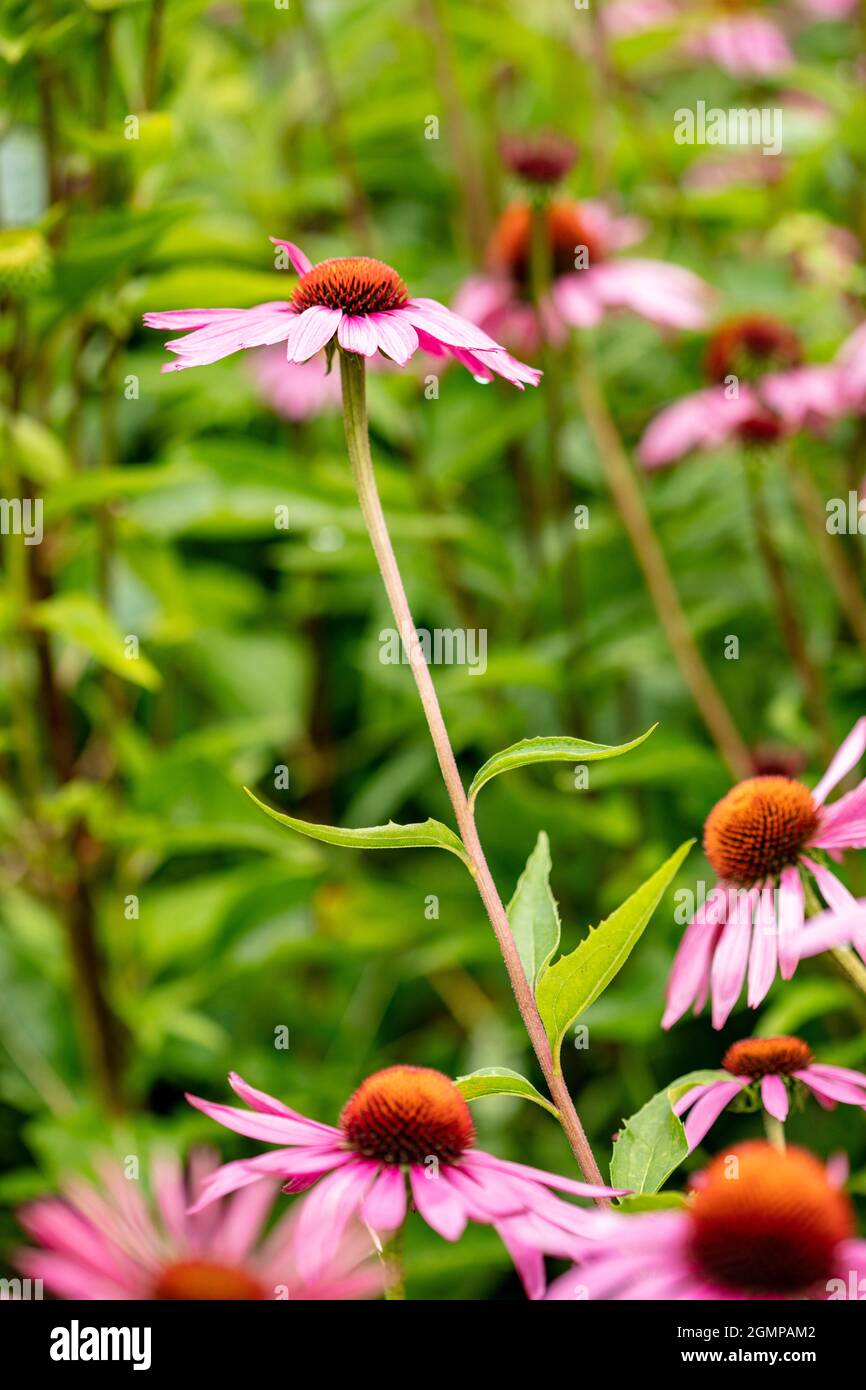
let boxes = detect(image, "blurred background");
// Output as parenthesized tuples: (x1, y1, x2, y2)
(2, 0, 866, 1298)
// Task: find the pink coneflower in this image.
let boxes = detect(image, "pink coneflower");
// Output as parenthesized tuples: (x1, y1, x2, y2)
(454, 200, 712, 352)
(186, 1067, 624, 1298)
(686, 6, 794, 77)
(16, 1149, 384, 1300)
(639, 314, 859, 468)
(144, 238, 541, 389)
(674, 1036, 866, 1150)
(664, 718, 866, 1030)
(548, 1142, 866, 1300)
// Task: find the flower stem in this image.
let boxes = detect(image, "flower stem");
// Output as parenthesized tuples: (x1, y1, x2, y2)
(574, 350, 751, 781)
(789, 452, 866, 658)
(339, 349, 607, 1192)
(383, 1222, 406, 1301)
(763, 1112, 786, 1153)
(744, 461, 834, 763)
(831, 945, 866, 1000)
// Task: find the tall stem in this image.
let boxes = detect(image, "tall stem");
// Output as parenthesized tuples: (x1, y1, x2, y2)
(763, 1112, 786, 1153)
(339, 350, 606, 1190)
(744, 463, 834, 762)
(575, 352, 751, 780)
(789, 454, 866, 658)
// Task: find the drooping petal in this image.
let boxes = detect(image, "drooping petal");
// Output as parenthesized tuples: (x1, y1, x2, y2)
(360, 1166, 407, 1233)
(710, 889, 755, 1028)
(682, 1081, 744, 1151)
(794, 1070, 866, 1106)
(747, 883, 779, 1008)
(337, 314, 379, 356)
(409, 1165, 468, 1241)
(777, 866, 805, 980)
(464, 1150, 627, 1200)
(285, 306, 342, 363)
(159, 304, 296, 369)
(663, 889, 728, 1028)
(584, 258, 714, 331)
(672, 1082, 713, 1118)
(367, 310, 419, 364)
(494, 1220, 546, 1300)
(638, 386, 761, 469)
(401, 297, 503, 350)
(550, 272, 605, 329)
(760, 1075, 789, 1122)
(293, 1161, 377, 1284)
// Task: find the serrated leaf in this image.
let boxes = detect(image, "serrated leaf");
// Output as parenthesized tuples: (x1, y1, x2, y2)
(467, 726, 656, 807)
(455, 1068, 558, 1117)
(506, 831, 561, 989)
(610, 1069, 725, 1195)
(244, 788, 469, 864)
(536, 839, 694, 1070)
(30, 594, 161, 690)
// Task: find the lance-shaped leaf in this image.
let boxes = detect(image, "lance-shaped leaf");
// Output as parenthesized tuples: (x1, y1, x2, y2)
(610, 1070, 726, 1195)
(506, 832, 560, 989)
(455, 1068, 559, 1118)
(467, 726, 656, 808)
(536, 839, 694, 1071)
(244, 788, 470, 864)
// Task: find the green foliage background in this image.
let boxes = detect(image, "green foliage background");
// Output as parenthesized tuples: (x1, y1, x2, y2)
(1, 0, 866, 1297)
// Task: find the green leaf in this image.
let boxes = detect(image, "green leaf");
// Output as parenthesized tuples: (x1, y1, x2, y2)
(467, 726, 656, 807)
(506, 831, 561, 989)
(30, 594, 161, 690)
(610, 1070, 725, 1195)
(455, 1067, 559, 1118)
(244, 788, 469, 864)
(536, 839, 694, 1071)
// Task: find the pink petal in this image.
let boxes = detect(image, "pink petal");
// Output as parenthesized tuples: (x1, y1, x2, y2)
(638, 386, 761, 470)
(812, 719, 866, 804)
(672, 1082, 713, 1118)
(682, 1081, 744, 1150)
(360, 1166, 407, 1233)
(368, 310, 419, 364)
(409, 1165, 468, 1240)
(586, 259, 714, 331)
(228, 1073, 339, 1136)
(269, 237, 313, 276)
(494, 1220, 546, 1300)
(710, 890, 755, 1027)
(464, 1150, 627, 1199)
(337, 314, 380, 356)
(285, 306, 342, 363)
(806, 1062, 866, 1090)
(794, 1070, 866, 1105)
(144, 308, 240, 330)
(185, 1091, 333, 1146)
(293, 1162, 377, 1283)
(401, 297, 503, 351)
(551, 272, 605, 329)
(747, 883, 779, 1007)
(777, 866, 805, 979)
(663, 894, 728, 1029)
(760, 1074, 789, 1122)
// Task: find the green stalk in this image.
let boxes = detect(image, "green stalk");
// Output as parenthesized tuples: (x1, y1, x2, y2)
(339, 348, 607, 1192)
